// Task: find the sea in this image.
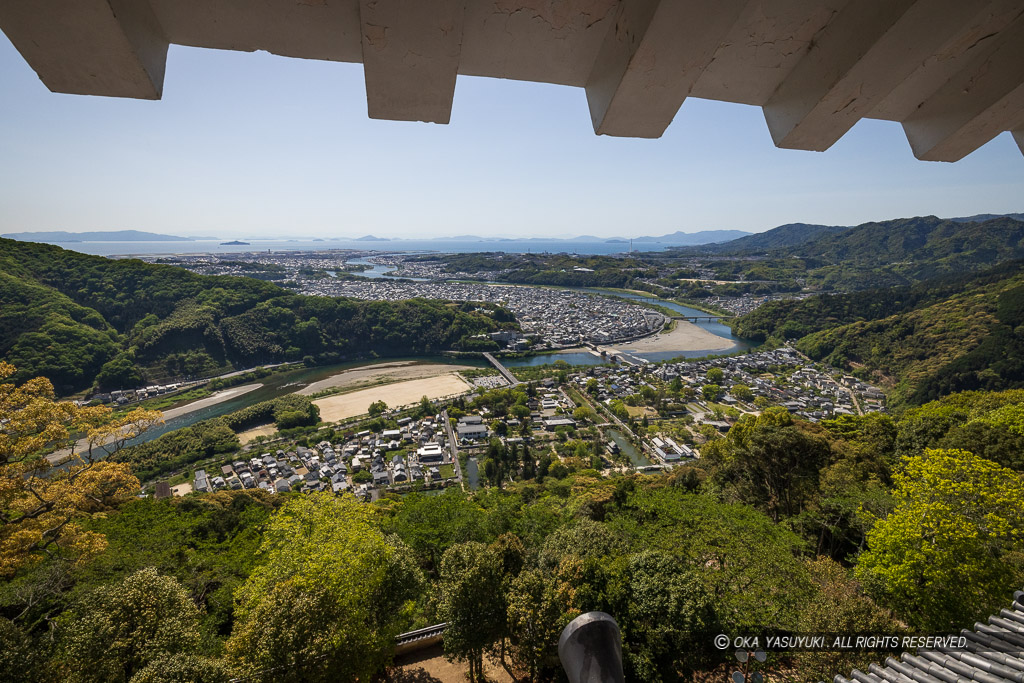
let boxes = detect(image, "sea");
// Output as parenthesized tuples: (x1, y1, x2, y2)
(26, 238, 662, 258)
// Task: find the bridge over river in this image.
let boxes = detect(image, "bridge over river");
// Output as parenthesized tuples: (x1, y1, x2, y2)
(482, 352, 522, 386)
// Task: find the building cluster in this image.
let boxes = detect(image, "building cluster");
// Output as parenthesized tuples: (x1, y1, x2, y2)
(695, 291, 810, 316)
(299, 279, 666, 348)
(650, 347, 884, 421)
(89, 382, 198, 406)
(139, 249, 378, 278)
(185, 413, 461, 500)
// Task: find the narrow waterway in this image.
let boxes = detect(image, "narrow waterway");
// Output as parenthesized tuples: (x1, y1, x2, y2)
(606, 429, 651, 468)
(346, 256, 430, 281)
(466, 457, 480, 490)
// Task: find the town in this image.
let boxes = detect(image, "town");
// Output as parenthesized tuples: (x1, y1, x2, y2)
(157, 346, 887, 503)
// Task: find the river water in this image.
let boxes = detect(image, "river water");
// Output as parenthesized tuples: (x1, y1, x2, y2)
(606, 429, 652, 468)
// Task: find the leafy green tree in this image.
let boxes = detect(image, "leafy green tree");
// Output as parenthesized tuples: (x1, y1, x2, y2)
(795, 558, 899, 683)
(418, 395, 435, 418)
(57, 568, 202, 683)
(437, 542, 507, 682)
(703, 408, 832, 521)
(609, 551, 715, 682)
(573, 406, 595, 423)
(856, 449, 1024, 630)
(128, 654, 232, 683)
(505, 568, 570, 682)
(0, 617, 51, 683)
(706, 367, 724, 383)
(227, 494, 422, 682)
(368, 400, 388, 417)
(701, 384, 723, 401)
(731, 383, 753, 402)
(607, 487, 812, 632)
(95, 354, 144, 390)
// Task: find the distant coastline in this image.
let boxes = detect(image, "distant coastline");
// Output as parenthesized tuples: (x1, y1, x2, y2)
(2, 229, 197, 242)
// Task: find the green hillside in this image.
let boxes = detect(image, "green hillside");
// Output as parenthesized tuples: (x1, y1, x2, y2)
(0, 238, 514, 394)
(680, 222, 848, 253)
(733, 262, 1024, 406)
(798, 215, 1024, 271)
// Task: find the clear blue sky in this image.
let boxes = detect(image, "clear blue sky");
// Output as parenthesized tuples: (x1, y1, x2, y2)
(1, 34, 1022, 239)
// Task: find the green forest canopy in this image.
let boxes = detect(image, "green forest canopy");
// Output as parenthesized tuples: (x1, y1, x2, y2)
(0, 238, 516, 394)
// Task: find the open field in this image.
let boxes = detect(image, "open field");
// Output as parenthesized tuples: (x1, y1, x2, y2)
(611, 320, 733, 354)
(298, 361, 475, 396)
(236, 424, 278, 444)
(313, 373, 472, 422)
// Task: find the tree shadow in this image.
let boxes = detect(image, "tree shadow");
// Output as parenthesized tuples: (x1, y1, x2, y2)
(385, 666, 444, 683)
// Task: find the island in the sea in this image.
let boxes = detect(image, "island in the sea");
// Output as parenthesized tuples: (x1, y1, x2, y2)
(220, 240, 250, 246)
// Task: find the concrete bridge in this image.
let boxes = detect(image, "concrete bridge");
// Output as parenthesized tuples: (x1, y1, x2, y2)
(675, 315, 731, 323)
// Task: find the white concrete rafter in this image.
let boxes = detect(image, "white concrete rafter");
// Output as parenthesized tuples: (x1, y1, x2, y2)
(358, 0, 467, 124)
(0, 0, 168, 99)
(762, 0, 994, 152)
(901, 9, 1024, 161)
(585, 0, 750, 138)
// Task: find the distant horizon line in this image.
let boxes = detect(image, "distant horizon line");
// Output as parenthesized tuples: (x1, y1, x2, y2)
(4, 211, 1023, 243)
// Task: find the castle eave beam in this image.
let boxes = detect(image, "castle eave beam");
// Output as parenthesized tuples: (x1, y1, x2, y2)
(359, 0, 466, 124)
(902, 13, 1024, 162)
(585, 0, 748, 139)
(764, 0, 992, 152)
(0, 0, 168, 99)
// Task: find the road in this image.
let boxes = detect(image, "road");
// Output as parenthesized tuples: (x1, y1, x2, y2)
(442, 409, 465, 490)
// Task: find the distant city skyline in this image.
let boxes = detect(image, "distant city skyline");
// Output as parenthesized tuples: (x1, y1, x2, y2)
(1, 36, 1022, 240)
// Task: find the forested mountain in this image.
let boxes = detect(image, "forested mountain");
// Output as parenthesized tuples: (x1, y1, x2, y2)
(677, 215, 1024, 292)
(630, 229, 751, 245)
(733, 261, 1024, 406)
(681, 222, 848, 253)
(949, 213, 1024, 223)
(796, 215, 1024, 269)
(0, 238, 513, 395)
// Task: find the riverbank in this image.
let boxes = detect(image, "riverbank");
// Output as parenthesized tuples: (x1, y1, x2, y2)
(610, 320, 733, 354)
(297, 361, 474, 396)
(45, 383, 264, 465)
(160, 384, 262, 420)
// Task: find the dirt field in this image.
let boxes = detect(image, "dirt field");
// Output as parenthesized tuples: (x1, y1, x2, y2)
(235, 424, 278, 444)
(313, 374, 472, 423)
(297, 361, 474, 396)
(611, 321, 733, 354)
(389, 644, 513, 683)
